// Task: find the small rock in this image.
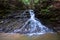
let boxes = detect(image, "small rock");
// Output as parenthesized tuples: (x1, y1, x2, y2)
(0, 21, 4, 23)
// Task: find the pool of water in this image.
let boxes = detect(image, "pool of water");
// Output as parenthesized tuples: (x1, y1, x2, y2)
(0, 33, 60, 40)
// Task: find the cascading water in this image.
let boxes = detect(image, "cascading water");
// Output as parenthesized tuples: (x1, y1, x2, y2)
(13, 10, 53, 36)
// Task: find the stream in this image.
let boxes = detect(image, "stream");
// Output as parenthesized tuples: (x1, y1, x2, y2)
(0, 10, 60, 40)
(10, 10, 53, 36)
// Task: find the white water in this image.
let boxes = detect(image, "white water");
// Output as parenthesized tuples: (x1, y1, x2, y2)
(13, 10, 53, 36)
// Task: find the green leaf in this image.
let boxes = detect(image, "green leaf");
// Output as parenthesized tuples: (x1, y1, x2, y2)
(19, 0, 39, 5)
(34, 0, 39, 4)
(22, 0, 30, 5)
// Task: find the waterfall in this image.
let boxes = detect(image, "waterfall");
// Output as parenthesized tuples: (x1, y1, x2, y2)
(13, 10, 53, 36)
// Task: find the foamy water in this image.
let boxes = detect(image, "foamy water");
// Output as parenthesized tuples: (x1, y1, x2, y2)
(12, 10, 53, 36)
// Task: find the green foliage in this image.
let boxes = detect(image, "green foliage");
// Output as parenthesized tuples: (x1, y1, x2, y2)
(41, 5, 53, 14)
(21, 0, 30, 5)
(34, 0, 39, 4)
(19, 0, 39, 5)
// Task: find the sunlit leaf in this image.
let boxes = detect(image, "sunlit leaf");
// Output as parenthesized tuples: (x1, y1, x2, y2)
(19, 0, 39, 5)
(34, 0, 39, 4)
(21, 0, 30, 5)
